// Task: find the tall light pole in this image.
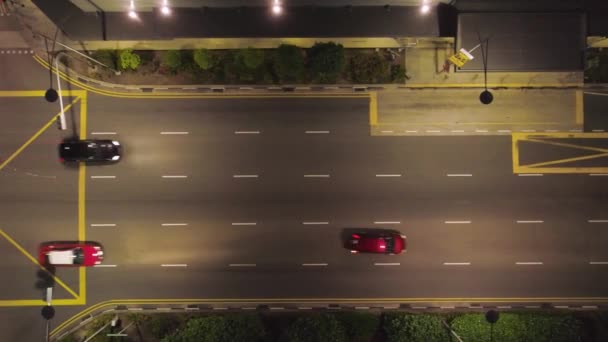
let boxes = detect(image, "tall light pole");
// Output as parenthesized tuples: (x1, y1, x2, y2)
(477, 32, 493, 105)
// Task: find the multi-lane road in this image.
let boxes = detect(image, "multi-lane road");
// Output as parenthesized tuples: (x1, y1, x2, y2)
(1, 52, 608, 341)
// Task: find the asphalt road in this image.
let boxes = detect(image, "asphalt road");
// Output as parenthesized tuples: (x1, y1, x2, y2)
(1, 54, 608, 342)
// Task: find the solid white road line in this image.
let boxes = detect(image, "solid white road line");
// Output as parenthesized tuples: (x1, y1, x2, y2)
(426, 130, 441, 133)
(91, 132, 117, 135)
(233, 174, 259, 178)
(516, 220, 544, 224)
(447, 174, 473, 177)
(443, 262, 471, 266)
(592, 129, 606, 132)
(374, 262, 400, 266)
(160, 132, 189, 135)
(497, 306, 512, 309)
(234, 131, 260, 134)
(161, 223, 188, 226)
(161, 264, 188, 267)
(445, 220, 471, 224)
(515, 262, 543, 265)
(298, 307, 313, 310)
(498, 130, 512, 133)
(589, 261, 608, 265)
(582, 305, 598, 309)
(588, 220, 608, 223)
(405, 130, 418, 133)
(231, 222, 256, 226)
(525, 305, 541, 309)
(269, 307, 284, 310)
(589, 174, 608, 176)
(303, 174, 330, 178)
(156, 308, 172, 311)
(213, 307, 228, 310)
(127, 308, 143, 311)
(90, 224, 116, 227)
(381, 130, 394, 134)
(355, 307, 370, 310)
(229, 263, 256, 267)
(302, 263, 328, 267)
(302, 222, 329, 225)
(375, 174, 402, 177)
(305, 130, 330, 134)
(451, 130, 465, 133)
(91, 176, 116, 179)
(440, 306, 455, 309)
(518, 174, 543, 177)
(94, 264, 117, 267)
(374, 221, 401, 224)
(162, 175, 188, 178)
(521, 129, 537, 132)
(475, 130, 488, 133)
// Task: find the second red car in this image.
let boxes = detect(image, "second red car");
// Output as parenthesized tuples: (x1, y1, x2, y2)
(347, 232, 407, 254)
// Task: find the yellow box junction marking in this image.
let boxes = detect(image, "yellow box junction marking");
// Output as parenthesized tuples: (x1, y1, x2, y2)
(369, 91, 378, 126)
(78, 91, 88, 303)
(0, 90, 88, 306)
(575, 90, 584, 125)
(512, 132, 608, 174)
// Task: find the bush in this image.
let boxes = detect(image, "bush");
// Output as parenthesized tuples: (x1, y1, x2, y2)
(383, 313, 449, 342)
(274, 44, 305, 82)
(585, 48, 608, 83)
(308, 42, 345, 83)
(193, 48, 215, 71)
(161, 315, 265, 342)
(162, 50, 184, 72)
(282, 314, 347, 342)
(117, 49, 141, 71)
(235, 47, 265, 70)
(349, 51, 389, 83)
(335, 312, 379, 340)
(91, 49, 116, 70)
(144, 314, 183, 339)
(390, 64, 408, 83)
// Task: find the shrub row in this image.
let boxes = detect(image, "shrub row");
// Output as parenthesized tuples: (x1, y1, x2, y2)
(65, 311, 587, 342)
(90, 43, 408, 84)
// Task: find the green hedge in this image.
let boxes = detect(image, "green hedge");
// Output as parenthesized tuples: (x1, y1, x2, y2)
(161, 314, 265, 342)
(281, 313, 346, 342)
(383, 313, 449, 342)
(451, 312, 583, 342)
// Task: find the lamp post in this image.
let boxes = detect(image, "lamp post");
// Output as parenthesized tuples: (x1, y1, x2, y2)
(485, 309, 500, 341)
(477, 32, 493, 105)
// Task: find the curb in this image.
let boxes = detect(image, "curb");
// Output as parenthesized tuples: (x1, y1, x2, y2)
(51, 300, 608, 341)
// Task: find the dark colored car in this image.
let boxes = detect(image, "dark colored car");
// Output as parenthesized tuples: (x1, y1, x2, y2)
(39, 242, 104, 267)
(59, 139, 121, 162)
(347, 232, 407, 254)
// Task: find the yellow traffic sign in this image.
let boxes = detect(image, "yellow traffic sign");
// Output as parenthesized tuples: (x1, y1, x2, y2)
(448, 48, 474, 68)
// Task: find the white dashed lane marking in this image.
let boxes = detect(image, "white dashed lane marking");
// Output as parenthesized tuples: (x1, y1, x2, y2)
(162, 175, 188, 179)
(229, 264, 256, 267)
(231, 222, 256, 226)
(302, 222, 329, 225)
(233, 174, 259, 178)
(305, 130, 330, 134)
(161, 132, 189, 135)
(515, 262, 543, 265)
(375, 174, 402, 177)
(161, 264, 188, 267)
(374, 221, 401, 225)
(303, 174, 330, 178)
(90, 176, 116, 179)
(516, 220, 544, 224)
(443, 262, 471, 266)
(234, 131, 260, 134)
(161, 223, 188, 227)
(374, 263, 400, 266)
(90, 224, 116, 227)
(444, 220, 471, 224)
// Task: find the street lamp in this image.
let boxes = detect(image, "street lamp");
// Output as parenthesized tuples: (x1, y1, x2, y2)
(477, 32, 493, 105)
(160, 0, 171, 15)
(485, 309, 500, 341)
(128, 0, 138, 19)
(272, 0, 282, 15)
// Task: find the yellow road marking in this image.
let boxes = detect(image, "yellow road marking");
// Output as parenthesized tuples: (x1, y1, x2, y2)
(79, 90, 87, 303)
(51, 296, 608, 336)
(512, 132, 608, 174)
(0, 229, 80, 300)
(0, 97, 80, 172)
(369, 91, 377, 126)
(0, 299, 84, 307)
(0, 90, 86, 97)
(525, 137, 608, 154)
(512, 133, 520, 173)
(576, 90, 584, 125)
(524, 152, 608, 169)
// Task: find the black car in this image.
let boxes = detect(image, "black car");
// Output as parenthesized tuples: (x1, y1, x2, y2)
(59, 139, 121, 162)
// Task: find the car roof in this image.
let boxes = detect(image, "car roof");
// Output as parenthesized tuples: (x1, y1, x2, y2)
(47, 250, 75, 265)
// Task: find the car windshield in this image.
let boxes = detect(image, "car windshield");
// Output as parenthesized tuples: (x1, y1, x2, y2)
(384, 236, 395, 252)
(73, 248, 84, 265)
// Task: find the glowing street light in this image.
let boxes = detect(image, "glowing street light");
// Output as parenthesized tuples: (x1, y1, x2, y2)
(272, 0, 282, 15)
(161, 0, 171, 15)
(420, 0, 431, 14)
(128, 0, 138, 19)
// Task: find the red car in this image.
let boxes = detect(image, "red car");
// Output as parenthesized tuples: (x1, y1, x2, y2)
(347, 232, 407, 254)
(39, 242, 104, 267)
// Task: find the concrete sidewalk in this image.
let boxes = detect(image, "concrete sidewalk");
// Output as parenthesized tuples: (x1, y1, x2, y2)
(373, 88, 583, 135)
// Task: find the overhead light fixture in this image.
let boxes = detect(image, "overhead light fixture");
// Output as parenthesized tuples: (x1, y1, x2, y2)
(420, 4, 430, 13)
(128, 0, 138, 19)
(161, 0, 171, 15)
(272, 0, 282, 15)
